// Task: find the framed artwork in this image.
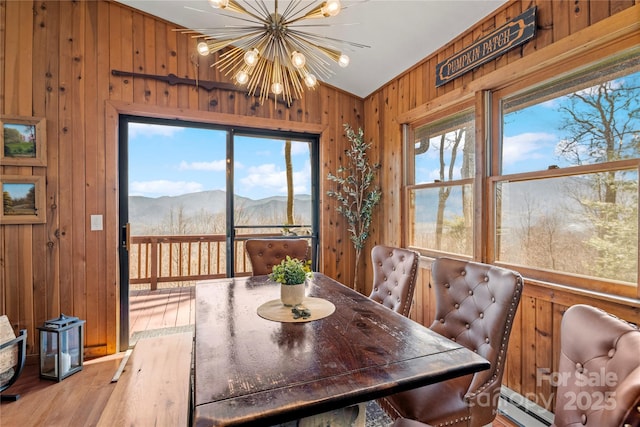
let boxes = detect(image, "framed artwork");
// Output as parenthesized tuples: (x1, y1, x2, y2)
(1, 175, 47, 224)
(0, 116, 47, 166)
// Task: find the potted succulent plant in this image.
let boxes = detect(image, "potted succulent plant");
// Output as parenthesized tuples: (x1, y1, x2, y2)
(269, 256, 313, 306)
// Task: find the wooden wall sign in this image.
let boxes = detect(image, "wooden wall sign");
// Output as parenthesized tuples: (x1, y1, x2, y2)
(436, 7, 536, 87)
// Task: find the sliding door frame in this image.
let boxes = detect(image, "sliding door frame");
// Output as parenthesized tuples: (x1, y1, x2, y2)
(109, 101, 324, 352)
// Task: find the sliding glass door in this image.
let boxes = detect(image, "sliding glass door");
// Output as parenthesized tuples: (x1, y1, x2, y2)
(118, 116, 319, 350)
(231, 131, 319, 275)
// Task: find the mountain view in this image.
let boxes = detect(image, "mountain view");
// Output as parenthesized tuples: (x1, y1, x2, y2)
(129, 190, 312, 235)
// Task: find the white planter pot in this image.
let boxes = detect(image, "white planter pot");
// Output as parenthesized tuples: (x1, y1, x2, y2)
(280, 282, 305, 306)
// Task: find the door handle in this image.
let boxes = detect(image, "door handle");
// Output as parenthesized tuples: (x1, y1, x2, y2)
(121, 223, 131, 251)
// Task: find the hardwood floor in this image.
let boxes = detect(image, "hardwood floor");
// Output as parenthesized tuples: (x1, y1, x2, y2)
(0, 361, 518, 427)
(0, 355, 124, 426)
(494, 416, 519, 427)
(1, 287, 518, 426)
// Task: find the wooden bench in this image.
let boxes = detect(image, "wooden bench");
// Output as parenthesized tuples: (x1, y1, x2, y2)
(97, 332, 193, 426)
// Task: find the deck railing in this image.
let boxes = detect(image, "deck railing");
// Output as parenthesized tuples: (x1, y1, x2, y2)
(129, 232, 313, 290)
(129, 231, 313, 290)
(130, 234, 252, 290)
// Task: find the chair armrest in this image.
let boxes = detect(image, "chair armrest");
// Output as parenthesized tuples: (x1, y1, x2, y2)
(0, 329, 27, 395)
(0, 330, 27, 351)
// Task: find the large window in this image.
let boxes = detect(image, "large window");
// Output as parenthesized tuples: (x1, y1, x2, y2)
(493, 55, 640, 295)
(407, 111, 475, 256)
(404, 52, 639, 298)
(495, 170, 637, 283)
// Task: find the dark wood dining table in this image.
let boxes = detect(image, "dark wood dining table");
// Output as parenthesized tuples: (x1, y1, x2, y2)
(194, 273, 489, 427)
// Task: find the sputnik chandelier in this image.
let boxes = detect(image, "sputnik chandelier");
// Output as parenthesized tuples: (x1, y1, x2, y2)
(182, 0, 368, 105)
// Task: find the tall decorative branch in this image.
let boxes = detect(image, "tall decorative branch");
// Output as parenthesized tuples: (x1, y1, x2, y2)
(327, 124, 381, 291)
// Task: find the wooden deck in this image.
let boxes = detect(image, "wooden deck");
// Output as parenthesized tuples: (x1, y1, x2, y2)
(129, 285, 195, 337)
(0, 287, 518, 426)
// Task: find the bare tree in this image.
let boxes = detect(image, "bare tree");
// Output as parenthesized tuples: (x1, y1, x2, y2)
(167, 205, 189, 235)
(3, 191, 12, 213)
(557, 76, 640, 204)
(434, 127, 474, 250)
(285, 140, 294, 227)
(555, 72, 640, 280)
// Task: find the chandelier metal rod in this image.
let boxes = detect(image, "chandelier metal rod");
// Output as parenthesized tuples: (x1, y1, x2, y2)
(287, 29, 371, 49)
(184, 0, 368, 106)
(215, 0, 265, 22)
(241, 0, 271, 18)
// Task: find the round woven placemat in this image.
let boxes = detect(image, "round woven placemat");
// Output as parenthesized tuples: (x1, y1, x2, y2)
(257, 297, 336, 323)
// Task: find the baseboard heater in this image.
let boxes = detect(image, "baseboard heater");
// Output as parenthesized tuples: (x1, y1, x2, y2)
(498, 386, 554, 427)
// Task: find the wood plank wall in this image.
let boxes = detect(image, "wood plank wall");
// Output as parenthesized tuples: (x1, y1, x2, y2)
(1, 1, 639, 411)
(362, 0, 640, 411)
(0, 0, 363, 358)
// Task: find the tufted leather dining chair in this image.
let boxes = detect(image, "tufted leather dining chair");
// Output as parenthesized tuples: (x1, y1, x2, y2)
(550, 304, 640, 427)
(383, 257, 523, 427)
(368, 245, 419, 317)
(245, 239, 309, 276)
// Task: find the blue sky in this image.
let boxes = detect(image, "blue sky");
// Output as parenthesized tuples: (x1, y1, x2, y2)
(415, 99, 573, 182)
(414, 100, 569, 183)
(416, 70, 640, 181)
(128, 123, 312, 199)
(3, 183, 33, 198)
(5, 124, 34, 141)
(501, 99, 571, 174)
(128, 72, 637, 198)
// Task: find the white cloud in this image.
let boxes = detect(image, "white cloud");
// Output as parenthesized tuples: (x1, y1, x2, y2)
(130, 180, 203, 197)
(240, 163, 309, 195)
(289, 141, 310, 156)
(502, 132, 556, 166)
(241, 164, 282, 188)
(128, 123, 183, 139)
(178, 159, 226, 171)
(428, 167, 446, 181)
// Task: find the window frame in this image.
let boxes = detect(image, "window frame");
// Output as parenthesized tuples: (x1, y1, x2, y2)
(402, 48, 640, 299)
(488, 53, 640, 299)
(488, 159, 640, 298)
(404, 98, 482, 259)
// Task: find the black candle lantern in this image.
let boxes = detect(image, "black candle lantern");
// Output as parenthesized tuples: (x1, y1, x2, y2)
(38, 314, 85, 381)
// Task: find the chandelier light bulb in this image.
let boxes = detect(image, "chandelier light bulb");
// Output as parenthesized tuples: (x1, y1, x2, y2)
(177, 0, 369, 105)
(321, 0, 342, 17)
(304, 73, 318, 88)
(208, 0, 229, 9)
(291, 51, 306, 69)
(235, 70, 249, 85)
(271, 82, 284, 95)
(338, 54, 350, 68)
(197, 42, 210, 56)
(243, 48, 259, 66)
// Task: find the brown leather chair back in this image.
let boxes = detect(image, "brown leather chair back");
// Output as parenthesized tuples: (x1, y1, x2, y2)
(551, 304, 640, 427)
(368, 245, 419, 317)
(245, 239, 309, 276)
(383, 257, 523, 427)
